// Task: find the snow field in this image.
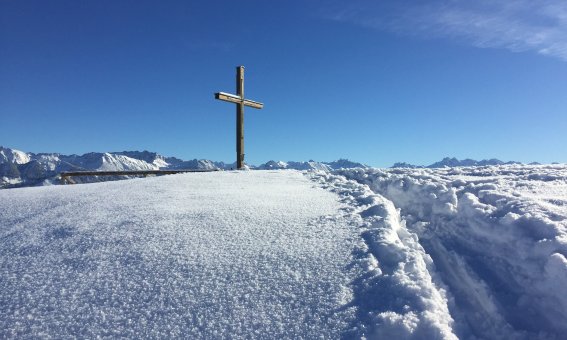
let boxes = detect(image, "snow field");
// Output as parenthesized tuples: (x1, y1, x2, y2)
(2, 165, 566, 339)
(336, 164, 567, 339)
(0, 171, 359, 338)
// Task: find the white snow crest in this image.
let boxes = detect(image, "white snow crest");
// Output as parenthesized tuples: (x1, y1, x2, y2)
(309, 171, 458, 339)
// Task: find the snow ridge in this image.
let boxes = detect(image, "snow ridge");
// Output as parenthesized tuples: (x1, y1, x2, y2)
(310, 171, 457, 339)
(336, 164, 567, 339)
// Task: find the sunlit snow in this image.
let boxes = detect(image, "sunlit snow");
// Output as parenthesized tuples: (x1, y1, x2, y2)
(1, 165, 566, 339)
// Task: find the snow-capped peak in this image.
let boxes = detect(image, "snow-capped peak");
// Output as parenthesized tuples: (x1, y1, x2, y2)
(0, 146, 31, 164)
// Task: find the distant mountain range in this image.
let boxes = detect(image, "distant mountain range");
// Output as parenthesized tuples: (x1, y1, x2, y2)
(391, 157, 539, 169)
(1, 146, 546, 189)
(0, 146, 368, 188)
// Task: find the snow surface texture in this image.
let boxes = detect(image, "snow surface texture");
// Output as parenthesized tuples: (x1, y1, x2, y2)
(0, 171, 360, 338)
(336, 164, 567, 339)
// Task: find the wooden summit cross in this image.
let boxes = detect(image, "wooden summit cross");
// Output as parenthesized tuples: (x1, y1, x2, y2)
(215, 66, 264, 169)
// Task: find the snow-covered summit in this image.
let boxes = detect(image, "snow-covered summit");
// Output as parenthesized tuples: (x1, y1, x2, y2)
(0, 146, 30, 164)
(114, 150, 184, 169)
(325, 158, 368, 169)
(428, 157, 520, 168)
(256, 159, 367, 171)
(169, 158, 220, 170)
(257, 160, 289, 170)
(257, 160, 331, 171)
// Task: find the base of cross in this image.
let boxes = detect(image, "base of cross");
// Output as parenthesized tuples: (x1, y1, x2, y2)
(59, 169, 219, 184)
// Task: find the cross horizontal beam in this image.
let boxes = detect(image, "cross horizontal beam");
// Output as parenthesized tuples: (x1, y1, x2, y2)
(215, 92, 264, 109)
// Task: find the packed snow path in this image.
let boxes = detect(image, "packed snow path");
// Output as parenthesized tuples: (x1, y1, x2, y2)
(0, 171, 359, 338)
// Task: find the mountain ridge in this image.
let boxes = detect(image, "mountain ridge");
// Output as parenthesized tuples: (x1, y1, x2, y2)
(391, 156, 532, 169)
(0, 147, 369, 188)
(1, 146, 546, 189)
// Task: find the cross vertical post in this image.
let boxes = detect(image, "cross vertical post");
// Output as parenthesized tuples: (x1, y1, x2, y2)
(215, 66, 264, 170)
(236, 66, 245, 169)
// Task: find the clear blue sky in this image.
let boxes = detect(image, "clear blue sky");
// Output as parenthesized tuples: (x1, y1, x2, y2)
(1, 0, 566, 167)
